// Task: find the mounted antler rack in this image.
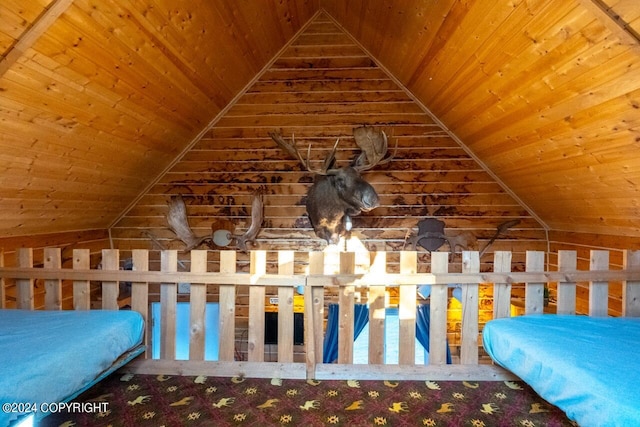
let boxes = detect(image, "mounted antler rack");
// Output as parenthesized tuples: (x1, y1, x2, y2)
(269, 126, 395, 245)
(162, 192, 264, 252)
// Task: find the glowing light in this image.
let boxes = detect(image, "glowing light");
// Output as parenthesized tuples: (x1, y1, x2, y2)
(323, 235, 370, 274)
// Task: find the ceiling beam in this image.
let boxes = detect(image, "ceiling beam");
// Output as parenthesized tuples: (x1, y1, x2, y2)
(0, 0, 74, 78)
(578, 0, 640, 46)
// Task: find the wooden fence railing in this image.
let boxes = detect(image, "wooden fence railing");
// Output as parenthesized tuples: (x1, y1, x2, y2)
(2, 248, 640, 380)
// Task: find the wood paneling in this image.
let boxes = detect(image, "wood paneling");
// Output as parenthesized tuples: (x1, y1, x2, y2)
(0, 0, 319, 237)
(111, 13, 547, 269)
(545, 230, 640, 316)
(0, 0, 52, 53)
(0, 229, 108, 309)
(1, 0, 639, 249)
(322, 0, 640, 238)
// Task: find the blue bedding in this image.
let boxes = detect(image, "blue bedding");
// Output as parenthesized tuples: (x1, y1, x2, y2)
(0, 309, 144, 426)
(483, 315, 640, 427)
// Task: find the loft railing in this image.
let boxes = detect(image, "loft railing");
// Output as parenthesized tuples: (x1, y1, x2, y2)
(1, 248, 640, 380)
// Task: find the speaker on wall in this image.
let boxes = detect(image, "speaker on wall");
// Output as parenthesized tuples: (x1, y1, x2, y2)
(264, 312, 304, 345)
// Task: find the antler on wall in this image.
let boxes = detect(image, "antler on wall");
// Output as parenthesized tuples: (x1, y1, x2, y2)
(269, 126, 390, 244)
(164, 193, 265, 252)
(233, 190, 264, 251)
(268, 131, 339, 174)
(166, 195, 210, 251)
(352, 125, 396, 170)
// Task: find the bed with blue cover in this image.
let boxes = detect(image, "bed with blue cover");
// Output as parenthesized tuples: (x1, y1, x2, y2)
(483, 314, 640, 427)
(0, 309, 144, 426)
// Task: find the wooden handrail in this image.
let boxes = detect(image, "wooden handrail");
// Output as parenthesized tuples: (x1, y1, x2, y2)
(2, 248, 640, 381)
(2, 267, 640, 285)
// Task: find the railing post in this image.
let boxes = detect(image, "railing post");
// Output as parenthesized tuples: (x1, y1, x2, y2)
(73, 249, 90, 310)
(430, 251, 449, 365)
(338, 252, 356, 364)
(492, 251, 512, 319)
(218, 251, 236, 362)
(160, 250, 178, 360)
(557, 250, 577, 315)
(248, 250, 266, 362)
(525, 251, 545, 314)
(16, 248, 34, 310)
(189, 250, 208, 361)
(623, 250, 640, 317)
(398, 251, 417, 365)
(368, 252, 386, 364)
(277, 250, 295, 363)
(44, 247, 62, 310)
(305, 252, 324, 378)
(131, 249, 150, 358)
(589, 250, 609, 317)
(101, 249, 119, 310)
(460, 251, 479, 364)
(358, 251, 371, 362)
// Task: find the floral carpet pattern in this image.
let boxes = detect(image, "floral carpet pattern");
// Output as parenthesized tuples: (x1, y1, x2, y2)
(42, 374, 577, 427)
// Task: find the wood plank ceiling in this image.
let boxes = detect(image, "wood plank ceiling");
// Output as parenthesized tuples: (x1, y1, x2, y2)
(111, 12, 546, 262)
(1, 0, 639, 243)
(322, 0, 640, 238)
(0, 0, 319, 236)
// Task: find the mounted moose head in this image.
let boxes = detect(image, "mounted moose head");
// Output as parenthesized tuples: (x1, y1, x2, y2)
(269, 126, 394, 245)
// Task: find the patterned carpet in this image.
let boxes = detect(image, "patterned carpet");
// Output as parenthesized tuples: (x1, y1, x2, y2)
(42, 374, 577, 427)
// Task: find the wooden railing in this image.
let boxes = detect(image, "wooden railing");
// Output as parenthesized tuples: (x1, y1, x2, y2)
(2, 248, 640, 381)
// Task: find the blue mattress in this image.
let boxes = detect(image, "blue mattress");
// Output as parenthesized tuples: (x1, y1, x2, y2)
(483, 315, 640, 427)
(0, 309, 144, 426)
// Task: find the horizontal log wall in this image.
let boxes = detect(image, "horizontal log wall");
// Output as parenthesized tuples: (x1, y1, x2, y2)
(547, 230, 640, 316)
(3, 247, 640, 381)
(109, 13, 548, 271)
(0, 229, 110, 309)
(2, 0, 640, 286)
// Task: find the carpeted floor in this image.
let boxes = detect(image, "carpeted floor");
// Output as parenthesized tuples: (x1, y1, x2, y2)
(42, 374, 577, 426)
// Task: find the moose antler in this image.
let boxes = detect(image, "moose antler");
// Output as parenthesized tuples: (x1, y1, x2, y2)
(479, 219, 520, 256)
(269, 129, 387, 244)
(268, 131, 339, 175)
(352, 126, 396, 171)
(234, 190, 264, 251)
(166, 195, 210, 251)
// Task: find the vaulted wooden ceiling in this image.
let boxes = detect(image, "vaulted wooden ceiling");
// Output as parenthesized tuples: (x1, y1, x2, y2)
(1, 0, 639, 240)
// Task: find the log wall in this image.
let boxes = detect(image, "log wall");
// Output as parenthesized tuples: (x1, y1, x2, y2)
(2, 1, 640, 247)
(109, 13, 548, 273)
(0, 230, 109, 309)
(546, 230, 640, 316)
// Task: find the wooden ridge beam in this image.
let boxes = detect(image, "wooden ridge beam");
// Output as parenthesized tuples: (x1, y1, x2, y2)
(578, 0, 640, 47)
(0, 0, 74, 78)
